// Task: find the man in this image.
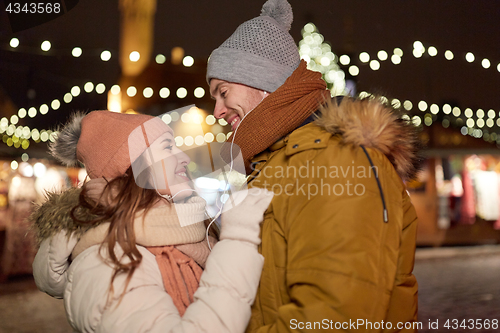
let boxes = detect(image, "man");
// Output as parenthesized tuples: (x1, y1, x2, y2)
(207, 0, 421, 332)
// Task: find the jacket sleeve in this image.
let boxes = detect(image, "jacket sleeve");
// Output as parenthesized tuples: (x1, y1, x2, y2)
(251, 161, 417, 332)
(32, 231, 78, 299)
(383, 190, 419, 326)
(66, 240, 264, 333)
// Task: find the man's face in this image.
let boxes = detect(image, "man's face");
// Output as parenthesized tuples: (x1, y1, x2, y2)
(210, 79, 267, 131)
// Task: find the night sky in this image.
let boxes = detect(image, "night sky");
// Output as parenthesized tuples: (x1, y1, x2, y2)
(0, 0, 499, 156)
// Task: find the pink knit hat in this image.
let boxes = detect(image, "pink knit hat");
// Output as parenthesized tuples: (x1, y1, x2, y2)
(50, 110, 172, 179)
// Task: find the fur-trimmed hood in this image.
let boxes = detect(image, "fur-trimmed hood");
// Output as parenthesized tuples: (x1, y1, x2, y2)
(29, 187, 97, 245)
(315, 97, 422, 181)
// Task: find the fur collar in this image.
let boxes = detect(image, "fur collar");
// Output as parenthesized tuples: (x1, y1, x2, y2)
(29, 187, 208, 246)
(30, 187, 97, 245)
(315, 97, 422, 181)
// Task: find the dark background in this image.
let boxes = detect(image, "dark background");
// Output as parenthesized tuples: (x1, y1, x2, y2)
(0, 0, 499, 154)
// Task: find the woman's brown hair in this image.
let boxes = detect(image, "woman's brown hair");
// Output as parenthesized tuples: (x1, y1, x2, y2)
(70, 167, 160, 305)
(71, 167, 219, 306)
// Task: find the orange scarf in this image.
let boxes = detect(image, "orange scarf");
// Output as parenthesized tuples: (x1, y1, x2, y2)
(147, 246, 203, 316)
(225, 60, 330, 173)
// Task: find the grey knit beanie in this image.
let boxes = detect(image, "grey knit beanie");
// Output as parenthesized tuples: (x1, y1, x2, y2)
(206, 0, 300, 93)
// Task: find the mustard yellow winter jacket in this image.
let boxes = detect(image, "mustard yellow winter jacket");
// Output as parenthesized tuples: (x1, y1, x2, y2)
(246, 98, 421, 333)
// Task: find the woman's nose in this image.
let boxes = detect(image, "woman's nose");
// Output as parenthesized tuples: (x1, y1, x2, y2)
(178, 150, 190, 166)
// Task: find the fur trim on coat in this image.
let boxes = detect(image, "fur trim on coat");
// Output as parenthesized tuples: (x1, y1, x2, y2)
(315, 97, 422, 181)
(29, 187, 96, 245)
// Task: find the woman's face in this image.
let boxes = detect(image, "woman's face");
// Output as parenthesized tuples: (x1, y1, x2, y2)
(146, 131, 193, 201)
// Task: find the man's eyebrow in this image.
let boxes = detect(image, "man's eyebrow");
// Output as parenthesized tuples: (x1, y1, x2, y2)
(210, 82, 222, 99)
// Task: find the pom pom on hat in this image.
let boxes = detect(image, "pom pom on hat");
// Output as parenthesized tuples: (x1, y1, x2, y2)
(206, 0, 300, 93)
(261, 0, 293, 31)
(49, 111, 85, 167)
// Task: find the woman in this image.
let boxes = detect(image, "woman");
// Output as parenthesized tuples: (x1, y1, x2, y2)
(31, 110, 273, 332)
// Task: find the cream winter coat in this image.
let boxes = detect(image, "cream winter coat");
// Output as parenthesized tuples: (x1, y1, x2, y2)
(32, 190, 272, 333)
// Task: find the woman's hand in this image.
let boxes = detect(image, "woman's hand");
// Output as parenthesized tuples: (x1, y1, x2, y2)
(220, 187, 274, 246)
(85, 178, 118, 206)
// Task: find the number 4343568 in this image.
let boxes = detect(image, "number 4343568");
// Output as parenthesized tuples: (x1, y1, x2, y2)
(444, 319, 498, 330)
(5, 2, 61, 14)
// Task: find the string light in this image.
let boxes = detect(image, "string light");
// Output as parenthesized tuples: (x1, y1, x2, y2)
(71, 86, 80, 97)
(206, 115, 216, 125)
(299, 23, 346, 95)
(100, 50, 111, 61)
(84, 82, 94, 93)
(126, 86, 137, 97)
(194, 87, 205, 98)
(204, 133, 215, 143)
(377, 51, 388, 61)
(159, 87, 170, 98)
(182, 56, 194, 67)
(394, 48, 403, 57)
(4, 36, 500, 151)
(428, 46, 438, 56)
(403, 101, 413, 111)
(72, 47, 82, 57)
(369, 60, 380, 70)
(184, 136, 194, 146)
(110, 85, 120, 95)
(391, 54, 402, 64)
(41, 41, 51, 52)
(195, 135, 205, 146)
(40, 104, 49, 115)
(216, 133, 226, 143)
(18, 108, 27, 118)
(161, 114, 171, 125)
(10, 38, 19, 48)
(359, 52, 370, 63)
(176, 87, 187, 99)
(349, 65, 359, 76)
(181, 113, 191, 123)
(129, 51, 140, 62)
(339, 55, 350, 65)
(95, 83, 106, 94)
(51, 99, 61, 110)
(143, 87, 153, 98)
(155, 54, 166, 64)
(63, 93, 72, 103)
(28, 107, 37, 117)
(418, 101, 428, 111)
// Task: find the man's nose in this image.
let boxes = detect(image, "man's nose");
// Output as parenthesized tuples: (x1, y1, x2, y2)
(213, 101, 227, 119)
(178, 151, 190, 166)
